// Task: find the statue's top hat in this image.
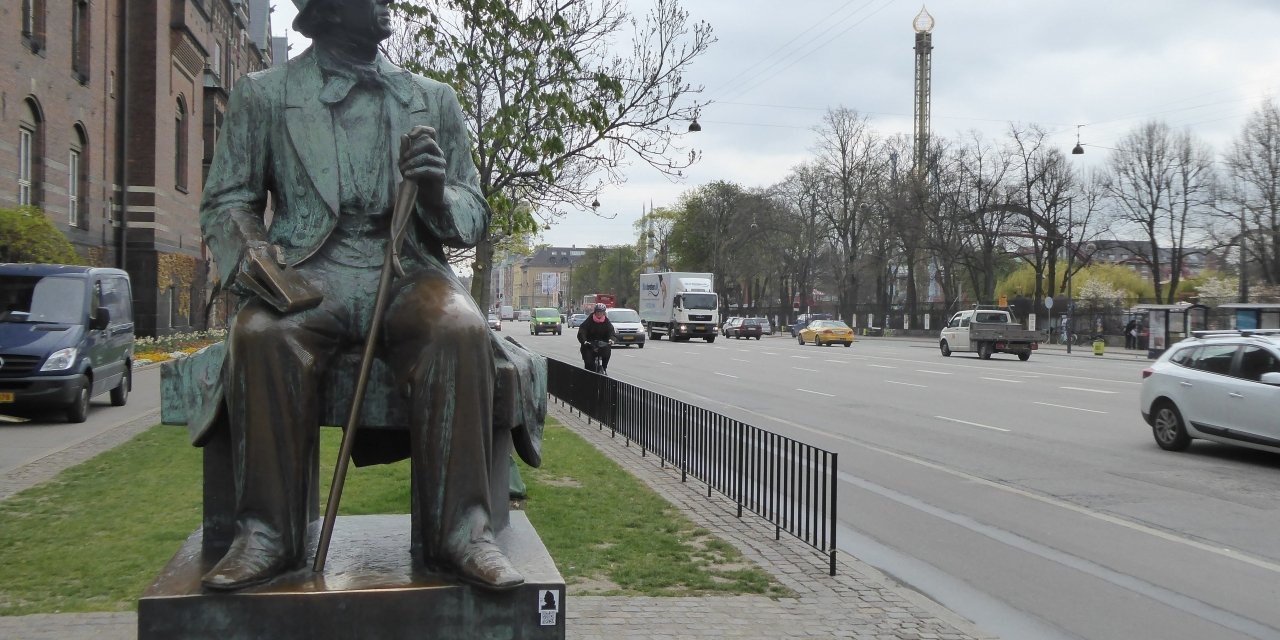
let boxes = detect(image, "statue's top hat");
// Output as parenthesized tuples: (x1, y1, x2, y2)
(290, 0, 318, 31)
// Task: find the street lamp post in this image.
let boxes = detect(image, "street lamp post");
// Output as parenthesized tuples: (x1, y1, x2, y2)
(1066, 199, 1074, 354)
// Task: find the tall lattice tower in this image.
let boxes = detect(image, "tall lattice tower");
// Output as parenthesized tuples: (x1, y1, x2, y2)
(912, 6, 935, 176)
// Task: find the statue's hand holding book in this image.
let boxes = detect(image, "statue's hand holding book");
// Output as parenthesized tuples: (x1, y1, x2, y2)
(235, 242, 324, 315)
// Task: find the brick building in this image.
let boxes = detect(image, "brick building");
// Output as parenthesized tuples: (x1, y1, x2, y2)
(499, 246, 586, 312)
(1, 0, 275, 336)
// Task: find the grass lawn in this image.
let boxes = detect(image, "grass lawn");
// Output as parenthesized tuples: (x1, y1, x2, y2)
(0, 419, 785, 615)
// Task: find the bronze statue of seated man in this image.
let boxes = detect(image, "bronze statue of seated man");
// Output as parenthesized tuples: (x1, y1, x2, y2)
(192, 0, 537, 592)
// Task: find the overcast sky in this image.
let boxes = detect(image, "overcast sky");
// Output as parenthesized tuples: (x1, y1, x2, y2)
(271, 0, 1280, 250)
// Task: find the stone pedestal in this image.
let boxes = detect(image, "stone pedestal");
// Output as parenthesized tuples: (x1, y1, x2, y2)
(138, 513, 565, 640)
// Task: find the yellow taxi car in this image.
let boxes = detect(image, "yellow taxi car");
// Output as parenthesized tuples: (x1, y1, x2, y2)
(797, 320, 855, 347)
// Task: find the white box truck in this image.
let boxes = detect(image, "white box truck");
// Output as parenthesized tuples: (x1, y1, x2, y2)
(638, 272, 719, 342)
(499, 305, 515, 321)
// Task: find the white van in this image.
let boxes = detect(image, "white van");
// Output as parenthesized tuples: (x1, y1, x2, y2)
(606, 307, 646, 348)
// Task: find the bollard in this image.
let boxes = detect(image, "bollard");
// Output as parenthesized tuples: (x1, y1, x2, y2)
(1093, 337, 1105, 356)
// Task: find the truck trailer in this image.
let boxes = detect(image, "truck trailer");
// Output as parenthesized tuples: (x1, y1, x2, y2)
(638, 272, 719, 342)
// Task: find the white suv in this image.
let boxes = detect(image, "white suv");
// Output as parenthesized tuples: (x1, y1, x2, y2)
(1140, 330, 1280, 453)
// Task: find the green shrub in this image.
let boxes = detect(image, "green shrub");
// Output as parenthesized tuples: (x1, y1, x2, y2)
(0, 206, 84, 264)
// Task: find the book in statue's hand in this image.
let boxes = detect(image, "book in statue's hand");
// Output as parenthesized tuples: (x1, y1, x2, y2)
(235, 245, 324, 314)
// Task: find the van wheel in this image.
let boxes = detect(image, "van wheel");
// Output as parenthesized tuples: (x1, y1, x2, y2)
(66, 375, 91, 423)
(110, 368, 130, 406)
(940, 340, 951, 357)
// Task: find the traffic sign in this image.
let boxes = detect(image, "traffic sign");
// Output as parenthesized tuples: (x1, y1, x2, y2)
(1044, 296, 1054, 310)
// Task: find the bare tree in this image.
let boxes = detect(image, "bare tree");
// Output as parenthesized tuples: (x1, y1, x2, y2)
(772, 163, 833, 319)
(1224, 98, 1280, 289)
(811, 107, 880, 322)
(947, 131, 1015, 302)
(1104, 121, 1216, 303)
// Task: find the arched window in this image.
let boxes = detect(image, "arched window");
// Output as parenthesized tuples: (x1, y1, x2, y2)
(175, 97, 188, 191)
(18, 98, 44, 207)
(71, 0, 90, 82)
(69, 125, 89, 227)
(21, 0, 45, 53)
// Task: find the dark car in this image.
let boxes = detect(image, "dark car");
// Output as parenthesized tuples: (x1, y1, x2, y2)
(790, 313, 833, 337)
(0, 264, 135, 422)
(750, 317, 773, 335)
(726, 317, 764, 340)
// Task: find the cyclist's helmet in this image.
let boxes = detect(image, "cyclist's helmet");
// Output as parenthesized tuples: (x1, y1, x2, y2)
(593, 303, 607, 313)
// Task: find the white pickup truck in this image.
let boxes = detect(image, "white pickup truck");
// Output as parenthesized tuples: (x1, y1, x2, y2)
(940, 308, 1042, 361)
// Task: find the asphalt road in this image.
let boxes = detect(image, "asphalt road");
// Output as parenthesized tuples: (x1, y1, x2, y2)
(521, 326, 1280, 640)
(0, 365, 162, 475)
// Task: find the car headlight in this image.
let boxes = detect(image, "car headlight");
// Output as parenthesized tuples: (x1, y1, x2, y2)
(41, 347, 79, 372)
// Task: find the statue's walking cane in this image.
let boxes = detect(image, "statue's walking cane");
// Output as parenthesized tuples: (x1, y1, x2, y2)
(314, 131, 422, 572)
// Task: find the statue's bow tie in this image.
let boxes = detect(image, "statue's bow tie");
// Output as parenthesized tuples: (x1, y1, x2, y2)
(319, 66, 413, 106)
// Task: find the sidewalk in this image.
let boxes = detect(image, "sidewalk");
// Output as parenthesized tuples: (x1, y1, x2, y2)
(0, 397, 993, 640)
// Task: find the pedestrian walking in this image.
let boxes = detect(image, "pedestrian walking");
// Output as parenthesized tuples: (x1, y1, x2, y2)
(1124, 319, 1138, 350)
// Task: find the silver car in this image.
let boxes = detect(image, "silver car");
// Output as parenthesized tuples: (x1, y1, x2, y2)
(1140, 330, 1280, 453)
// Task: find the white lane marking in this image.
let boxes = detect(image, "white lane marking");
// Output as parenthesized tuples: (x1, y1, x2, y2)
(867, 364, 896, 369)
(935, 415, 1011, 432)
(731, 358, 750, 363)
(1060, 386, 1118, 395)
(915, 369, 953, 375)
(762, 352, 778, 355)
(793, 367, 820, 372)
(714, 372, 739, 379)
(1035, 401, 1107, 414)
(608, 376, 1280, 577)
(886, 380, 927, 388)
(659, 361, 673, 365)
(796, 388, 835, 397)
(791, 355, 811, 359)
(981, 377, 1025, 384)
(824, 359, 847, 363)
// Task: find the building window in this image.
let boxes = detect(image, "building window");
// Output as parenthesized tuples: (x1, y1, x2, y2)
(68, 149, 80, 225)
(69, 126, 88, 227)
(18, 128, 33, 205)
(211, 42, 222, 81)
(19, 98, 43, 206)
(175, 97, 188, 191)
(21, 0, 45, 53)
(71, 0, 90, 82)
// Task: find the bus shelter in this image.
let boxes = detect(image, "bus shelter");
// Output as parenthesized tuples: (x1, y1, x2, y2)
(1133, 303, 1208, 359)
(1218, 303, 1280, 331)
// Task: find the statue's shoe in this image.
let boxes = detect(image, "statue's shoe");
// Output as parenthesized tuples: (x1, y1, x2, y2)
(201, 536, 295, 591)
(452, 542, 524, 591)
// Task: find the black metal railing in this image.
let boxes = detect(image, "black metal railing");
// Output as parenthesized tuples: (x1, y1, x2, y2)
(546, 357, 839, 576)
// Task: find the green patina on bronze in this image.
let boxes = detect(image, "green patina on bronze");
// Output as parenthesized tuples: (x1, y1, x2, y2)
(159, 0, 547, 597)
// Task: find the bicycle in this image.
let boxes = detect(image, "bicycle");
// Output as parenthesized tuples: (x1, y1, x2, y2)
(585, 339, 611, 375)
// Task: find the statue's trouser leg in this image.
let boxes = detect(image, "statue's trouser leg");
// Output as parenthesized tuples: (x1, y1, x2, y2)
(383, 270, 496, 566)
(226, 297, 344, 564)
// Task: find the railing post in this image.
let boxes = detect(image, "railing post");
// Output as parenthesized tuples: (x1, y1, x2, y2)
(829, 451, 838, 577)
(680, 410, 687, 483)
(735, 422, 744, 519)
